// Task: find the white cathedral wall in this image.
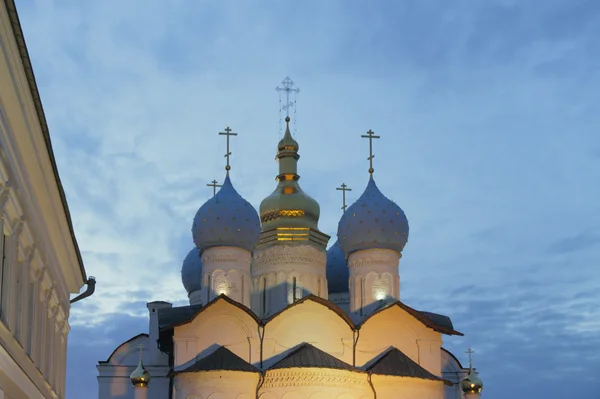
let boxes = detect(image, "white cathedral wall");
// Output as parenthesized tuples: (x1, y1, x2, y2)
(174, 370, 258, 399)
(355, 305, 442, 376)
(441, 349, 469, 399)
(261, 300, 354, 368)
(347, 249, 401, 316)
(259, 368, 372, 399)
(251, 244, 327, 317)
(173, 300, 261, 367)
(370, 375, 444, 399)
(97, 334, 170, 399)
(201, 246, 252, 307)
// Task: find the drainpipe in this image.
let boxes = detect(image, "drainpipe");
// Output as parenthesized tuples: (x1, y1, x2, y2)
(70, 276, 96, 304)
(367, 373, 377, 399)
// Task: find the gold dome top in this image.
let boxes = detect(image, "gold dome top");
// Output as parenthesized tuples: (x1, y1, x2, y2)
(130, 357, 151, 388)
(257, 117, 329, 249)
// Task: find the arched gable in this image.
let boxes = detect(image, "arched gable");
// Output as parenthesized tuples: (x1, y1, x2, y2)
(356, 304, 442, 374)
(262, 295, 355, 367)
(174, 296, 261, 367)
(102, 333, 149, 366)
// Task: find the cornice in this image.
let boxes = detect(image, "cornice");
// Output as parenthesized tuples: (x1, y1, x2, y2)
(262, 368, 369, 389)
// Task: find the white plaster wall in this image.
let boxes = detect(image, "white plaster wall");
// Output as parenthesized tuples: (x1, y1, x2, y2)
(174, 370, 259, 399)
(202, 246, 252, 307)
(173, 300, 260, 367)
(370, 375, 444, 399)
(262, 300, 354, 367)
(251, 244, 327, 317)
(347, 249, 400, 316)
(356, 305, 442, 375)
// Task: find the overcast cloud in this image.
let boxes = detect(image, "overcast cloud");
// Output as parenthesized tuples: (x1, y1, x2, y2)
(15, 0, 600, 397)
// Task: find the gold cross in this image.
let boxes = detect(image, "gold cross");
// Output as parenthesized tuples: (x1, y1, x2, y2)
(336, 183, 352, 212)
(137, 344, 144, 360)
(219, 126, 238, 171)
(206, 179, 222, 196)
(361, 129, 380, 175)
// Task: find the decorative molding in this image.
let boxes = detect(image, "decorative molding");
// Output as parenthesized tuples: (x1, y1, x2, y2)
(347, 250, 399, 270)
(262, 369, 369, 389)
(252, 244, 325, 272)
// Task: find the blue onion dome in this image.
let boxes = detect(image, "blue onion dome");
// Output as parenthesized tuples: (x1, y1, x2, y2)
(181, 248, 203, 294)
(337, 176, 409, 258)
(326, 240, 349, 294)
(192, 174, 260, 252)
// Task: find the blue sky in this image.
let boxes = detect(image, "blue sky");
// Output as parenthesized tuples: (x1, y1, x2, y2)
(16, 0, 600, 398)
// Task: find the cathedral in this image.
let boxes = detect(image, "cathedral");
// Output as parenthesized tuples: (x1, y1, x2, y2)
(96, 79, 484, 399)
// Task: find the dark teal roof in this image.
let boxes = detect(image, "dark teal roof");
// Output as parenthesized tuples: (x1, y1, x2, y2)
(365, 347, 441, 380)
(269, 343, 357, 371)
(178, 346, 258, 373)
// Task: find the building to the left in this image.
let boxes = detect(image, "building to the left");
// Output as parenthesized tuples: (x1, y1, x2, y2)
(0, 1, 94, 398)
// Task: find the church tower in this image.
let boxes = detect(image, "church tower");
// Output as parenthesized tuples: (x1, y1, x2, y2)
(337, 130, 409, 318)
(251, 85, 330, 317)
(190, 127, 261, 307)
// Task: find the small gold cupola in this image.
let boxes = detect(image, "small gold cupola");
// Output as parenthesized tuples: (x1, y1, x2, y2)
(258, 117, 329, 248)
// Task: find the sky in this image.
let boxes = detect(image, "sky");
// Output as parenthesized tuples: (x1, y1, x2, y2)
(14, 0, 600, 398)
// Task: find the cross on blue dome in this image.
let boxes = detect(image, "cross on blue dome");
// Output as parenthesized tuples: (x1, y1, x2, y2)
(192, 174, 261, 253)
(337, 176, 409, 258)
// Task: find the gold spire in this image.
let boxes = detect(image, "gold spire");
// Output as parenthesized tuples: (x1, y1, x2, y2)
(361, 129, 380, 175)
(258, 115, 329, 248)
(461, 347, 483, 394)
(130, 344, 151, 388)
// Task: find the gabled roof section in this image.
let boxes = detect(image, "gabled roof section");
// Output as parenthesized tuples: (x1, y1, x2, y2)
(365, 347, 441, 381)
(269, 343, 357, 371)
(177, 346, 258, 373)
(99, 333, 148, 364)
(158, 294, 261, 331)
(358, 301, 463, 336)
(264, 294, 355, 329)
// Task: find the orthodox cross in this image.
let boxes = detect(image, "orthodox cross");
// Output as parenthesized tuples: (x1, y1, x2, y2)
(336, 183, 352, 212)
(276, 76, 300, 118)
(466, 347, 474, 368)
(137, 344, 144, 360)
(219, 126, 237, 171)
(361, 129, 380, 175)
(207, 179, 222, 196)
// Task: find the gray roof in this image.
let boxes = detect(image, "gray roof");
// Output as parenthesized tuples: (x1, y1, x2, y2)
(366, 347, 441, 381)
(178, 346, 258, 373)
(158, 304, 203, 330)
(269, 343, 357, 371)
(419, 311, 455, 332)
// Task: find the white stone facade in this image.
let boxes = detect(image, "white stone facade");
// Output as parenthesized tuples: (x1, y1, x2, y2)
(251, 244, 327, 317)
(0, 1, 89, 398)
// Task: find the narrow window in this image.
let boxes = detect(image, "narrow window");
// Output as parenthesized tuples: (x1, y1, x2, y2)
(26, 281, 36, 357)
(207, 274, 212, 303)
(359, 278, 364, 316)
(292, 277, 297, 302)
(0, 234, 7, 322)
(262, 277, 267, 315)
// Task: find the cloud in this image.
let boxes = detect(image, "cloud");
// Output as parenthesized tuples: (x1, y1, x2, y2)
(12, 0, 600, 398)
